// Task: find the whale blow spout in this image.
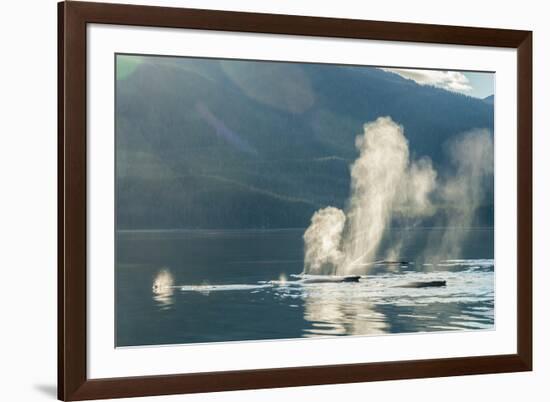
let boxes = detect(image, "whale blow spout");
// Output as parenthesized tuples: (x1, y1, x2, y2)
(303, 117, 437, 276)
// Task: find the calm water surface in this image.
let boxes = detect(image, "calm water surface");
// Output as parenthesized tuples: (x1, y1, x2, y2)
(116, 228, 494, 347)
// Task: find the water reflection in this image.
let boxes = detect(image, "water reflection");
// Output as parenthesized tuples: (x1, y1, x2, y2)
(270, 259, 494, 337)
(118, 228, 495, 346)
(301, 283, 388, 337)
(152, 269, 175, 310)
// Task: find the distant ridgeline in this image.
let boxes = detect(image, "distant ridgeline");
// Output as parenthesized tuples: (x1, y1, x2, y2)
(115, 57, 494, 230)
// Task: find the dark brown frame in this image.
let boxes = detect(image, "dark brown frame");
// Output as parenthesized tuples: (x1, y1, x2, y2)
(58, 1, 532, 400)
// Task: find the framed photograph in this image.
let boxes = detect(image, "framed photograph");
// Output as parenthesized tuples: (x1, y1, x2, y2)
(58, 1, 532, 400)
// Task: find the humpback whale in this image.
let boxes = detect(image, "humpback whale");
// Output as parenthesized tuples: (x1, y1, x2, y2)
(397, 280, 447, 288)
(300, 275, 361, 284)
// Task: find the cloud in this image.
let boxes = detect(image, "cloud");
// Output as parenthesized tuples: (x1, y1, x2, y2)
(380, 68, 473, 93)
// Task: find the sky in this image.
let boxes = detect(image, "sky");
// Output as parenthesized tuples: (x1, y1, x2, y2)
(380, 68, 494, 99)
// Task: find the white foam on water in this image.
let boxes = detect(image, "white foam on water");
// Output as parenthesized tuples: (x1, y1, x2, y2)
(443, 259, 494, 266)
(179, 284, 272, 292)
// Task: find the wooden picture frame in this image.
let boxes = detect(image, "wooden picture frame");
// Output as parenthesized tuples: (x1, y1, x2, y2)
(58, 1, 532, 400)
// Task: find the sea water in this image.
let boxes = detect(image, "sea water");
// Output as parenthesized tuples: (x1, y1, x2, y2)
(116, 227, 494, 347)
